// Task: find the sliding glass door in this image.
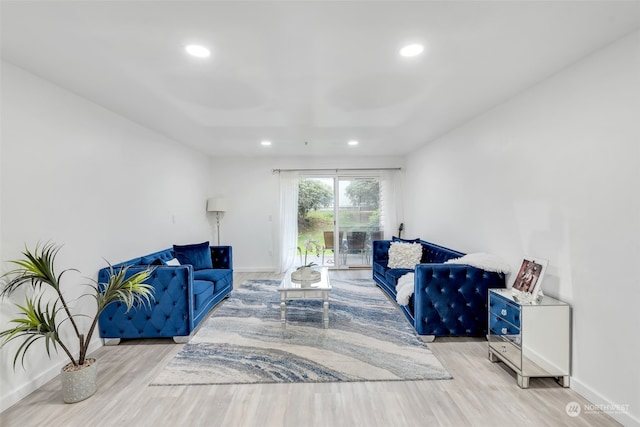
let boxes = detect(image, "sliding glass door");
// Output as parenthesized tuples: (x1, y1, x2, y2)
(297, 177, 335, 267)
(297, 175, 381, 268)
(337, 177, 381, 267)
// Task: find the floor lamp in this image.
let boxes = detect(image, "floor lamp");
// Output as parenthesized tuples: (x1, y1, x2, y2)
(207, 197, 227, 246)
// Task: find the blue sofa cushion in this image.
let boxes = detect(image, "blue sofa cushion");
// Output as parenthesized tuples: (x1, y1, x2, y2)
(193, 279, 214, 295)
(373, 259, 388, 277)
(194, 269, 233, 292)
(193, 279, 215, 311)
(173, 241, 213, 270)
(385, 268, 413, 287)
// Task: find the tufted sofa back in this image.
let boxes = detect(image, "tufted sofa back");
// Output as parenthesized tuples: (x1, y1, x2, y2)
(210, 246, 233, 270)
(372, 239, 463, 267)
(421, 241, 464, 264)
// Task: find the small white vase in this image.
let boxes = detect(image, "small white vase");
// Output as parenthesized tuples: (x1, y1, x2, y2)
(61, 358, 97, 403)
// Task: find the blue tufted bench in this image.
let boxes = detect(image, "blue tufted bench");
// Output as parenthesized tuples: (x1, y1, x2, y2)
(98, 245, 233, 344)
(372, 238, 505, 338)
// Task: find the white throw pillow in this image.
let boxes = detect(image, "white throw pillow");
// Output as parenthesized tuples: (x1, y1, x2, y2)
(165, 258, 181, 266)
(387, 242, 422, 269)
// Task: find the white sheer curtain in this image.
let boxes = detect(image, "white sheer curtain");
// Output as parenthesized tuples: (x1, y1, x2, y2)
(277, 171, 299, 273)
(381, 169, 404, 239)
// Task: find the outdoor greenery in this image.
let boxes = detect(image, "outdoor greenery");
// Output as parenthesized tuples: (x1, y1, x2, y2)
(298, 179, 332, 219)
(345, 180, 380, 209)
(296, 178, 381, 264)
(297, 210, 332, 260)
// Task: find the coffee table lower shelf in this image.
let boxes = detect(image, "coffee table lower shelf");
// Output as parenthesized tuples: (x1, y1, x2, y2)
(278, 268, 332, 329)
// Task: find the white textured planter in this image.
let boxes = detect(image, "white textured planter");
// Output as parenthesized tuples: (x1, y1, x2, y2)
(291, 267, 321, 284)
(61, 358, 97, 403)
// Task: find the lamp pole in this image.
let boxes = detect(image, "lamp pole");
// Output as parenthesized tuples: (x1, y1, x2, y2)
(207, 197, 227, 247)
(215, 211, 221, 246)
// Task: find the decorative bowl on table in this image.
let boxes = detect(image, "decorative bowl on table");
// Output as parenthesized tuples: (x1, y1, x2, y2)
(291, 267, 321, 285)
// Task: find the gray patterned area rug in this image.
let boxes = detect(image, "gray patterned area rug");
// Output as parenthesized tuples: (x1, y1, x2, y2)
(150, 277, 452, 386)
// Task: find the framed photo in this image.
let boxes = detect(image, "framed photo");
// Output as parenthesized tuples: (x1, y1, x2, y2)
(512, 257, 548, 302)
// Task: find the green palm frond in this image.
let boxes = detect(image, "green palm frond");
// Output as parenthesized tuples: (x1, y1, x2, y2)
(1, 242, 77, 297)
(94, 265, 155, 314)
(0, 295, 62, 369)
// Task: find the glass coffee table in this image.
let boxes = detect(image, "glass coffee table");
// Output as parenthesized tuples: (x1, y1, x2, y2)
(278, 267, 332, 328)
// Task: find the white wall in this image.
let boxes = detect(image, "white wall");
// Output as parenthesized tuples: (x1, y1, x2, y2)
(208, 156, 404, 271)
(404, 31, 640, 426)
(0, 62, 212, 411)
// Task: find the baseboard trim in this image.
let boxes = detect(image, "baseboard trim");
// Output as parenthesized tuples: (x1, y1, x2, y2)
(0, 338, 103, 413)
(1, 361, 61, 413)
(233, 267, 278, 273)
(571, 377, 639, 427)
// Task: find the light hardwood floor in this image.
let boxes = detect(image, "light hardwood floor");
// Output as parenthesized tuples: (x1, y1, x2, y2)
(1, 271, 619, 427)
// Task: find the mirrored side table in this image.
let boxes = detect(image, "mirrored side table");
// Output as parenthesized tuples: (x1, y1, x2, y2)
(488, 288, 571, 388)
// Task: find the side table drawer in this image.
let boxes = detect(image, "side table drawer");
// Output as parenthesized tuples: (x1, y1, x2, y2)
(489, 339, 522, 370)
(489, 294, 521, 328)
(489, 313, 520, 336)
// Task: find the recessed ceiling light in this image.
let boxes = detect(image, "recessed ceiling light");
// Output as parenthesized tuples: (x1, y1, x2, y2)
(261, 140, 272, 146)
(400, 44, 424, 57)
(185, 45, 211, 58)
(348, 140, 359, 146)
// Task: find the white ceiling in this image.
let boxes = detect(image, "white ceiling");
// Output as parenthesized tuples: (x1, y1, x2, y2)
(2, 1, 640, 157)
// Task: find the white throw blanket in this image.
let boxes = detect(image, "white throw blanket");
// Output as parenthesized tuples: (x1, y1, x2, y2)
(395, 272, 415, 306)
(444, 253, 511, 274)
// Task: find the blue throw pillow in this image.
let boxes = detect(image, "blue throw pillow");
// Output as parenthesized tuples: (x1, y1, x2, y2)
(173, 241, 213, 270)
(392, 236, 421, 244)
(140, 255, 164, 265)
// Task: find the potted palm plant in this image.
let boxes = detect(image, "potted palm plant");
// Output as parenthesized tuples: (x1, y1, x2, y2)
(0, 242, 155, 403)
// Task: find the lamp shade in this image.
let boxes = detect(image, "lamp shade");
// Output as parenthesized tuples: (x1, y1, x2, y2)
(207, 197, 227, 212)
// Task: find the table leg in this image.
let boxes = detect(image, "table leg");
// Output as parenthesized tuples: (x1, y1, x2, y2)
(323, 293, 329, 329)
(280, 294, 286, 328)
(517, 374, 530, 389)
(559, 375, 570, 388)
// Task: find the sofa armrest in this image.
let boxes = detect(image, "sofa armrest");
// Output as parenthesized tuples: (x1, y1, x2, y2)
(210, 246, 233, 270)
(98, 264, 195, 338)
(372, 240, 391, 264)
(413, 263, 505, 336)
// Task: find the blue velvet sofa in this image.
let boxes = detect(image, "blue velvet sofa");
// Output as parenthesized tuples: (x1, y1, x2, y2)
(98, 243, 232, 344)
(372, 238, 505, 338)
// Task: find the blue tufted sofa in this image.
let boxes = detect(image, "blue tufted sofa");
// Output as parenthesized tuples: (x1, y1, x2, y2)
(98, 245, 232, 344)
(372, 238, 505, 338)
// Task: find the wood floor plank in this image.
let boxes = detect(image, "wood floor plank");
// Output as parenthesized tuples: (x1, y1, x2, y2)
(1, 271, 620, 427)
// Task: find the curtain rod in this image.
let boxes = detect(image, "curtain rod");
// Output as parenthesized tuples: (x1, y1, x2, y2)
(272, 167, 401, 173)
